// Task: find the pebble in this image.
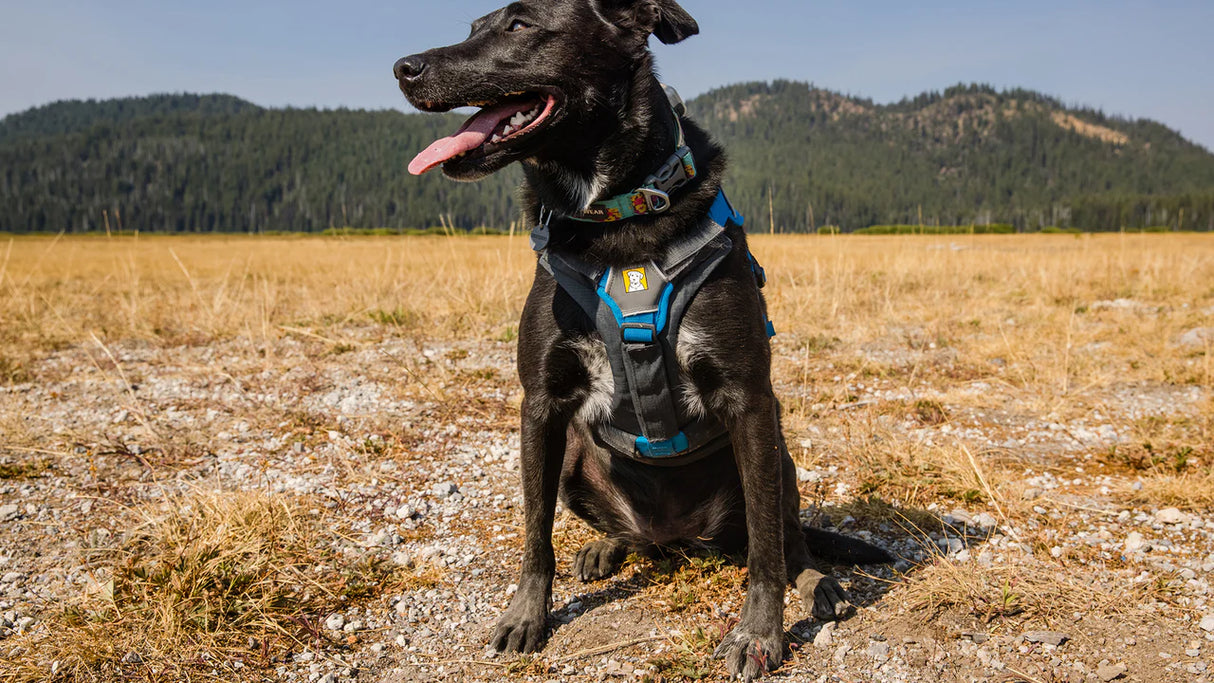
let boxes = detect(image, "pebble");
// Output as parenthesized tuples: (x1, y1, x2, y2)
(431, 482, 458, 498)
(1155, 508, 1188, 525)
(1177, 327, 1214, 348)
(1096, 662, 1126, 681)
(1124, 532, 1147, 552)
(0, 504, 19, 522)
(1023, 631, 1069, 646)
(324, 613, 345, 631)
(867, 641, 890, 660)
(1200, 615, 1214, 633)
(813, 622, 835, 648)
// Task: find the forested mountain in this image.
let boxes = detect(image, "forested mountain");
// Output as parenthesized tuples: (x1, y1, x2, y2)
(690, 82, 1214, 231)
(2, 84, 1212, 233)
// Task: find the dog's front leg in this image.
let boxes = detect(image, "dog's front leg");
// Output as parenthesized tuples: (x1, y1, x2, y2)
(714, 393, 786, 680)
(490, 396, 567, 653)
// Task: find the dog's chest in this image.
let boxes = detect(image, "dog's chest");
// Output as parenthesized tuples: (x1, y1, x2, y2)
(569, 330, 707, 426)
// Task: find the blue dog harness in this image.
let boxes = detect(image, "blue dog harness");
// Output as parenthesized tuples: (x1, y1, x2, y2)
(532, 190, 773, 465)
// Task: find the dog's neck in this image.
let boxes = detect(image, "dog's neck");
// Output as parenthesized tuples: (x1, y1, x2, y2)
(520, 57, 726, 266)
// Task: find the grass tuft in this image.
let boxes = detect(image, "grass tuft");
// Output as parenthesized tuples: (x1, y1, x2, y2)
(0, 489, 418, 682)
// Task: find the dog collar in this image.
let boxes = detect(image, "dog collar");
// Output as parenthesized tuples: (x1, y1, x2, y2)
(566, 111, 697, 223)
(568, 146, 697, 223)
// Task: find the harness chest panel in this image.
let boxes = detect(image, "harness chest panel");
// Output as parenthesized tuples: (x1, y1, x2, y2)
(536, 191, 768, 465)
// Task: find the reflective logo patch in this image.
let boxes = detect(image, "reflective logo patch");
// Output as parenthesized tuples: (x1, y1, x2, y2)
(622, 268, 649, 293)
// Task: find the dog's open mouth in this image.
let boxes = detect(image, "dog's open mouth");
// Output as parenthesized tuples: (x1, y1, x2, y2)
(408, 91, 561, 176)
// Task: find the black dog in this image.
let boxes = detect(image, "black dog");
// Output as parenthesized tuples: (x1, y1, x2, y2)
(395, 2, 890, 679)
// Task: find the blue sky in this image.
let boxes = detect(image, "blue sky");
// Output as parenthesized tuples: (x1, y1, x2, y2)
(2, 0, 1212, 150)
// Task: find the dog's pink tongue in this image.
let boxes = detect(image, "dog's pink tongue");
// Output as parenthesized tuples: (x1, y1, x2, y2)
(408, 101, 532, 175)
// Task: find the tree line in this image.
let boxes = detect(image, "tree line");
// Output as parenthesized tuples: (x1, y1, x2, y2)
(2, 85, 1212, 234)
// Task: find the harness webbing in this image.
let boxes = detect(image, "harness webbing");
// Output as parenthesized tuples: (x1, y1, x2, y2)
(533, 190, 771, 465)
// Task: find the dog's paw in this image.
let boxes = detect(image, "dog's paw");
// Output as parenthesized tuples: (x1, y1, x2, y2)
(490, 602, 549, 654)
(573, 538, 628, 582)
(794, 568, 855, 621)
(713, 625, 783, 681)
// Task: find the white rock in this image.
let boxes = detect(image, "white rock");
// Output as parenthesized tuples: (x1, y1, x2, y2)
(324, 613, 345, 631)
(432, 482, 458, 498)
(1177, 327, 1214, 348)
(1200, 614, 1214, 633)
(974, 512, 999, 529)
(0, 505, 19, 522)
(1125, 532, 1147, 552)
(1156, 508, 1188, 525)
(947, 509, 975, 526)
(813, 622, 836, 648)
(796, 467, 821, 483)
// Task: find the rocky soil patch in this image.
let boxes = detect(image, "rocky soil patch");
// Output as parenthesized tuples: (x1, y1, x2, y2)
(0, 328, 1211, 683)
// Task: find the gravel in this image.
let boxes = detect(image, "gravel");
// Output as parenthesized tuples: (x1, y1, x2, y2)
(1, 333, 1211, 683)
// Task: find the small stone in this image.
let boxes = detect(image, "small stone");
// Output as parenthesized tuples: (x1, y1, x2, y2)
(1096, 663, 1127, 681)
(867, 641, 890, 659)
(121, 652, 142, 664)
(795, 467, 820, 483)
(1, 572, 21, 584)
(324, 613, 345, 631)
(370, 643, 386, 655)
(0, 505, 19, 522)
(963, 632, 989, 644)
(947, 509, 975, 526)
(394, 504, 415, 520)
(813, 621, 836, 648)
(1124, 532, 1147, 552)
(1155, 508, 1188, 525)
(1023, 631, 1069, 646)
(832, 643, 851, 665)
(1177, 327, 1214, 348)
(318, 674, 338, 683)
(391, 551, 413, 567)
(1200, 614, 1214, 633)
(973, 512, 998, 529)
(432, 482, 458, 498)
(343, 620, 364, 633)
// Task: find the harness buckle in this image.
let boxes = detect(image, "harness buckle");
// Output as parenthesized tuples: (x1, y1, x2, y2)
(620, 322, 658, 344)
(637, 188, 672, 214)
(647, 146, 692, 194)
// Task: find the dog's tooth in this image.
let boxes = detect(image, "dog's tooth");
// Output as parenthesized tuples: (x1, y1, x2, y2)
(491, 134, 502, 143)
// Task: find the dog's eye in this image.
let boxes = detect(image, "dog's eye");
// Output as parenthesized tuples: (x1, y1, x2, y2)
(507, 19, 530, 32)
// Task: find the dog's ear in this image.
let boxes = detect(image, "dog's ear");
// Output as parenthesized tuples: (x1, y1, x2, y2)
(648, 0, 699, 44)
(598, 0, 700, 45)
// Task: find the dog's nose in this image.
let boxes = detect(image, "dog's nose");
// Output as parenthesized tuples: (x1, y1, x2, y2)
(393, 55, 428, 81)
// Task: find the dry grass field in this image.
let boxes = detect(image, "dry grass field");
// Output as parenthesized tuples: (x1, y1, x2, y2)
(0, 232, 1212, 682)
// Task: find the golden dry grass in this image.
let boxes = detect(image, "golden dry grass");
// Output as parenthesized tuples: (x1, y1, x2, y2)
(1, 232, 1212, 678)
(0, 489, 432, 682)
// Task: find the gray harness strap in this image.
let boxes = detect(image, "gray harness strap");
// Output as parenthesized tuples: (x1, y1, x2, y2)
(536, 214, 734, 465)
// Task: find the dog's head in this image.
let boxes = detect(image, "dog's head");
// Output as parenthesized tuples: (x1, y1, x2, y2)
(395, 0, 698, 181)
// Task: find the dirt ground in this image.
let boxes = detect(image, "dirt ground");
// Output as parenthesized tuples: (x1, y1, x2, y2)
(1, 234, 1212, 682)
